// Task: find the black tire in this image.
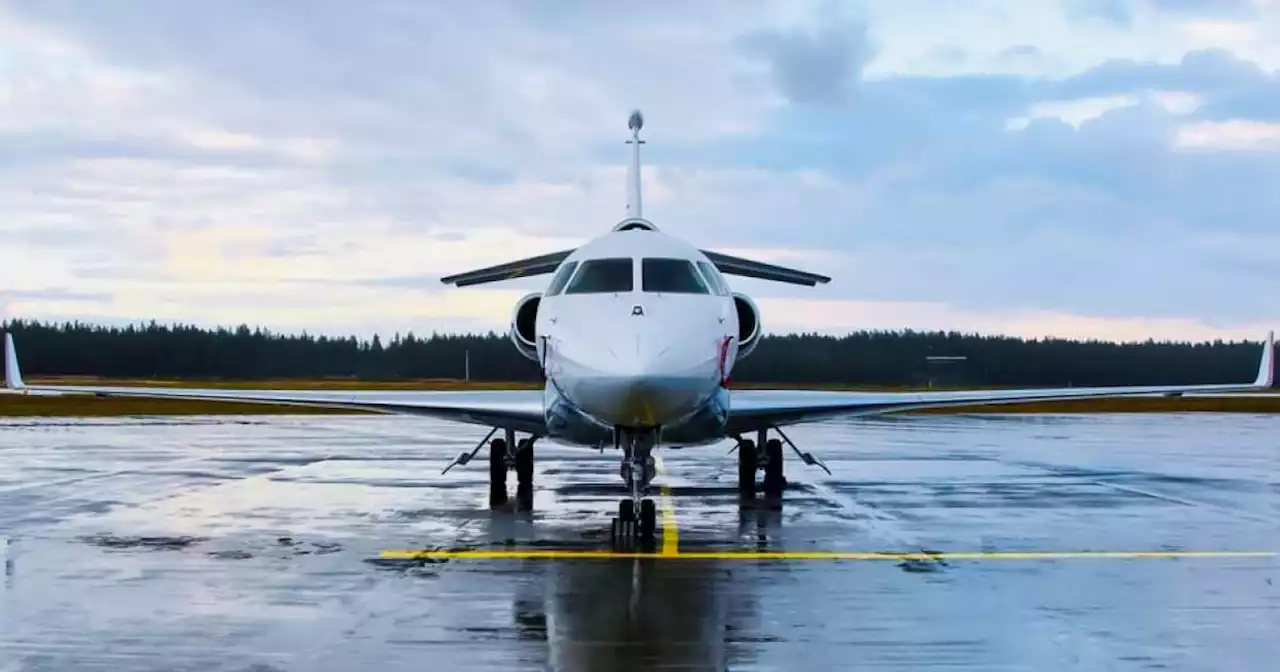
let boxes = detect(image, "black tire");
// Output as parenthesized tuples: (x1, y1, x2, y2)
(639, 498, 657, 538)
(763, 438, 785, 496)
(489, 438, 507, 507)
(737, 439, 757, 499)
(515, 439, 534, 511)
(618, 499, 635, 522)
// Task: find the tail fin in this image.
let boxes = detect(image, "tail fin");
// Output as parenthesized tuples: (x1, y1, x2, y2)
(626, 109, 645, 219)
(4, 333, 24, 391)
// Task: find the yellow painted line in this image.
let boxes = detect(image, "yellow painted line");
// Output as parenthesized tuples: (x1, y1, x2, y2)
(377, 549, 1277, 561)
(654, 455, 679, 556)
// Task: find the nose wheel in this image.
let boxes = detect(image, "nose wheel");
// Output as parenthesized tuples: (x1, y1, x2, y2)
(612, 498, 657, 542)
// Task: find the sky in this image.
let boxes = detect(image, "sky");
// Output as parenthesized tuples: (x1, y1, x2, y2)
(1, 0, 1277, 342)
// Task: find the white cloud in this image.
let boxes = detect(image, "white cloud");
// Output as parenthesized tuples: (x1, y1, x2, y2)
(1175, 119, 1280, 149)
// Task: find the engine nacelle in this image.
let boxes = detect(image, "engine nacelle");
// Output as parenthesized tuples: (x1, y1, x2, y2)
(509, 292, 541, 362)
(732, 292, 761, 361)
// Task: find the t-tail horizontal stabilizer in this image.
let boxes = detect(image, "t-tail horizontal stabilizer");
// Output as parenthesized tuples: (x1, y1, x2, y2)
(700, 250, 831, 287)
(4, 333, 25, 392)
(439, 249, 575, 287)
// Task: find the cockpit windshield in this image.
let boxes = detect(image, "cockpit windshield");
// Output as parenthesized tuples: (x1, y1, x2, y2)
(563, 258, 633, 294)
(642, 258, 710, 294)
(545, 261, 579, 296)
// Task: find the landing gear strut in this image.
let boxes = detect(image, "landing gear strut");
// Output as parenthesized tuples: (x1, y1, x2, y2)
(611, 429, 658, 544)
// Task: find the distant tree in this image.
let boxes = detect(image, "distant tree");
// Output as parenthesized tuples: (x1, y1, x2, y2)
(1, 318, 1268, 387)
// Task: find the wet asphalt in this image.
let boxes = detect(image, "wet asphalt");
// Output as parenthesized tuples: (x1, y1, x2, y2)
(0, 413, 1277, 671)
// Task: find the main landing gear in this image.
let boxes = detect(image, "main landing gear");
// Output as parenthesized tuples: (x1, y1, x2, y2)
(733, 427, 832, 502)
(611, 429, 659, 545)
(442, 427, 538, 511)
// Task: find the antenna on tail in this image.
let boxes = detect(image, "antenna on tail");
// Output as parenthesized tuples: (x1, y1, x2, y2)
(626, 109, 645, 218)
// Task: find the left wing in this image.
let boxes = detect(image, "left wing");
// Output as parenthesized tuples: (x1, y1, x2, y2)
(3, 334, 546, 434)
(726, 332, 1274, 434)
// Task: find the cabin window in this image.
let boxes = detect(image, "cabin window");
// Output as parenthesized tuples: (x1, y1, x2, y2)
(642, 258, 710, 294)
(545, 261, 579, 296)
(563, 258, 634, 294)
(695, 261, 730, 296)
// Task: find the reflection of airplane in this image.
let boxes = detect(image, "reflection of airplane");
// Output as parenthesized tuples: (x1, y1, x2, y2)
(3, 110, 1275, 543)
(515, 557, 741, 671)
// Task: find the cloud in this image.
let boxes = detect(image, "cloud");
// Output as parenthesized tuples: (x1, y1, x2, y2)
(0, 0, 1277, 343)
(737, 7, 875, 106)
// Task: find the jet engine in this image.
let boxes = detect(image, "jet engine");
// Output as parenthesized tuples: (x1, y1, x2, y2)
(732, 292, 762, 360)
(509, 292, 541, 362)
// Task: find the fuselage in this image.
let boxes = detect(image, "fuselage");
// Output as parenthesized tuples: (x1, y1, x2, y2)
(530, 223, 740, 446)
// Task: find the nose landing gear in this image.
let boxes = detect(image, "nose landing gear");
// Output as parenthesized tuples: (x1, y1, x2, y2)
(610, 429, 659, 546)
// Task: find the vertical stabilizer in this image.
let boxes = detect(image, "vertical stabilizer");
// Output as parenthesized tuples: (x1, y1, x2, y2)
(626, 109, 645, 218)
(4, 333, 24, 390)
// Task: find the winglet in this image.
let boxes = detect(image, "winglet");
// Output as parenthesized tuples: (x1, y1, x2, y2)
(4, 333, 25, 391)
(1256, 331, 1275, 388)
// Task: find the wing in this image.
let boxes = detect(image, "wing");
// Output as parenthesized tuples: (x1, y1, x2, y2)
(4, 334, 545, 433)
(726, 332, 1275, 434)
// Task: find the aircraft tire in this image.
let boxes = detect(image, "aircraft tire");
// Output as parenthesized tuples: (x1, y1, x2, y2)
(763, 438, 786, 496)
(515, 439, 534, 510)
(737, 439, 757, 499)
(488, 438, 507, 507)
(619, 498, 635, 522)
(639, 498, 657, 538)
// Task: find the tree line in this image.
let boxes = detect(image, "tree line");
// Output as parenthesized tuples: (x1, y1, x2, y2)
(2, 318, 1270, 388)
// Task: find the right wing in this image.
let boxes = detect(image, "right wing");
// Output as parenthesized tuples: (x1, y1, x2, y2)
(726, 332, 1275, 434)
(4, 334, 546, 433)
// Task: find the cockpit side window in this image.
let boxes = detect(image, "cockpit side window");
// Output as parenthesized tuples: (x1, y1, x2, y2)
(545, 261, 579, 296)
(563, 258, 634, 294)
(642, 258, 710, 294)
(695, 261, 730, 296)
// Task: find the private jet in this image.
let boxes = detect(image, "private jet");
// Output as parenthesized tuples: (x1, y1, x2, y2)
(3, 110, 1274, 543)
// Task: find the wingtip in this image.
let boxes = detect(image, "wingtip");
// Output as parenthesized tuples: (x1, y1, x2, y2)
(4, 332, 24, 391)
(1256, 330, 1275, 388)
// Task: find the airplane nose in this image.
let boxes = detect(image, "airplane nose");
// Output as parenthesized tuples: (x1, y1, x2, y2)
(551, 330, 721, 427)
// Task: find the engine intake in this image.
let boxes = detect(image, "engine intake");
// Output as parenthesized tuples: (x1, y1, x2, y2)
(510, 293, 541, 361)
(732, 293, 761, 360)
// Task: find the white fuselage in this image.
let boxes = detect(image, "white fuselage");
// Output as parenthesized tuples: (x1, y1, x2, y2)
(532, 226, 740, 445)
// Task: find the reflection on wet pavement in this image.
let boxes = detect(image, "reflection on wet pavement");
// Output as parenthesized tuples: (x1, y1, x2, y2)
(1, 413, 1277, 670)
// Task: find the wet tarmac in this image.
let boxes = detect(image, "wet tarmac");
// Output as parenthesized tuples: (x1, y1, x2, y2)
(1, 413, 1277, 671)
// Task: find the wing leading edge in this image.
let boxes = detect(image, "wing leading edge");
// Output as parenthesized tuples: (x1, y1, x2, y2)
(726, 332, 1275, 434)
(3, 334, 546, 433)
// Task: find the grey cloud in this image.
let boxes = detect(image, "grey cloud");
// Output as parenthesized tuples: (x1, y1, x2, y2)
(737, 13, 875, 107)
(1058, 49, 1272, 100)
(1066, 0, 1259, 23)
(997, 45, 1045, 62)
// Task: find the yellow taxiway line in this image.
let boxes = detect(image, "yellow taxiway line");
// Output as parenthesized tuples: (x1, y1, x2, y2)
(377, 549, 1278, 562)
(654, 454, 679, 556)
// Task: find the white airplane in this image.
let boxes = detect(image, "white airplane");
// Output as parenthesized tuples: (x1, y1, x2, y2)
(3, 110, 1275, 543)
